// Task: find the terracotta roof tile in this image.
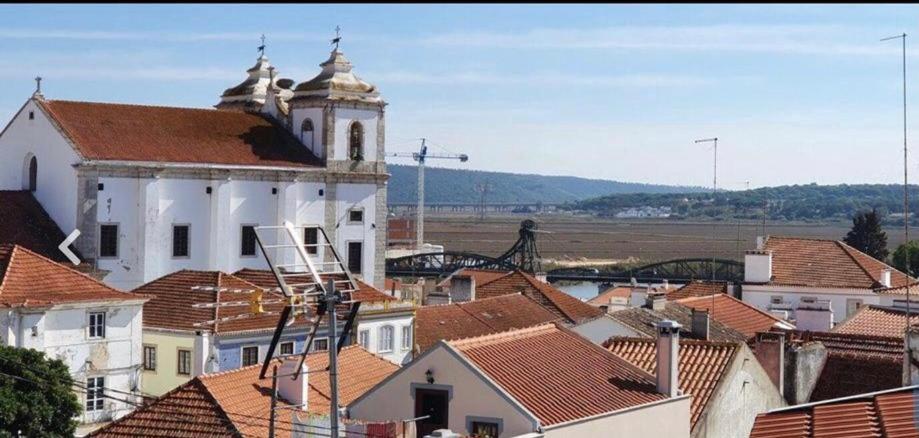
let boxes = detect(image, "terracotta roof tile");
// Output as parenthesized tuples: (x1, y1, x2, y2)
(783, 330, 904, 402)
(474, 270, 602, 323)
(749, 387, 919, 438)
(0, 191, 80, 264)
(38, 100, 321, 168)
(89, 346, 398, 438)
(609, 302, 749, 343)
(760, 236, 911, 289)
(676, 294, 788, 339)
(233, 268, 396, 303)
(0, 244, 138, 308)
(449, 324, 668, 426)
(667, 281, 728, 301)
(135, 270, 310, 334)
(606, 337, 739, 429)
(437, 268, 513, 288)
(414, 294, 561, 352)
(833, 305, 918, 338)
(586, 286, 632, 306)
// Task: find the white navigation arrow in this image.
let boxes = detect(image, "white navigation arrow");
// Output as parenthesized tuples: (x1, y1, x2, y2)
(59, 229, 81, 265)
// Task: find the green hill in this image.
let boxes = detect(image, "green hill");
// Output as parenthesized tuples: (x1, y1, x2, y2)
(566, 183, 919, 223)
(387, 164, 704, 204)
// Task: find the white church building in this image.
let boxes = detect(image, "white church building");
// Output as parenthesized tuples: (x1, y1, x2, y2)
(0, 46, 389, 291)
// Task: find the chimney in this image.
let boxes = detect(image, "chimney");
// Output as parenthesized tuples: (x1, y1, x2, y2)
(193, 331, 215, 376)
(278, 360, 309, 411)
(745, 249, 772, 283)
(645, 293, 666, 311)
(881, 268, 893, 288)
(753, 332, 785, 399)
(690, 309, 710, 340)
(756, 236, 766, 250)
(904, 325, 919, 386)
(662, 279, 670, 291)
(795, 299, 834, 332)
(655, 320, 682, 397)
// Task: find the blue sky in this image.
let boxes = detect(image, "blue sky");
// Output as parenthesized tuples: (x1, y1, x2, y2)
(2, 4, 919, 189)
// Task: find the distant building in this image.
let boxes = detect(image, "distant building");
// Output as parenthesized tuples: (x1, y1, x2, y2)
(605, 296, 750, 343)
(0, 244, 147, 429)
(743, 236, 913, 330)
(349, 323, 692, 437)
(0, 46, 388, 290)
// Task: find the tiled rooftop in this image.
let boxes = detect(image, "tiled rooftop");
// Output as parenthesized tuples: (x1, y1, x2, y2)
(608, 302, 749, 343)
(606, 337, 739, 429)
(666, 280, 728, 301)
(784, 330, 904, 402)
(233, 268, 397, 303)
(676, 294, 789, 339)
(414, 294, 561, 352)
(586, 286, 632, 306)
(749, 386, 919, 438)
(38, 100, 322, 168)
(474, 270, 603, 323)
(833, 305, 918, 338)
(88, 346, 398, 438)
(436, 268, 511, 288)
(0, 244, 139, 308)
(449, 324, 668, 426)
(758, 236, 911, 289)
(0, 191, 80, 265)
(134, 269, 309, 334)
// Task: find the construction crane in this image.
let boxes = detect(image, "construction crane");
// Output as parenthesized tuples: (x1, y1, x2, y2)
(388, 138, 469, 250)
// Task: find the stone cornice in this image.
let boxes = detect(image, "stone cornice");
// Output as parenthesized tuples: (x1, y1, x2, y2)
(75, 161, 389, 184)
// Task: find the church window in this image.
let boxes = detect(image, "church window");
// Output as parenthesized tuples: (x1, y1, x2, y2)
(28, 156, 37, 192)
(301, 118, 314, 147)
(241, 225, 257, 257)
(99, 224, 119, 258)
(349, 122, 364, 161)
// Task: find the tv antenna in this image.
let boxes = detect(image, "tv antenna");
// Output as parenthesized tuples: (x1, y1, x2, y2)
(695, 137, 719, 316)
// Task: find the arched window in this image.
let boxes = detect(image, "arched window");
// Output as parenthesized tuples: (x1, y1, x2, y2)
(349, 121, 364, 161)
(300, 118, 314, 149)
(27, 156, 37, 192)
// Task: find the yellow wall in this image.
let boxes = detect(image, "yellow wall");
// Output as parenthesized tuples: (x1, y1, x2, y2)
(142, 330, 195, 396)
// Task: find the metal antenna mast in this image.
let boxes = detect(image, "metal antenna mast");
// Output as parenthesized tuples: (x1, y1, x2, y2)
(696, 137, 719, 313)
(475, 182, 492, 221)
(882, 32, 911, 344)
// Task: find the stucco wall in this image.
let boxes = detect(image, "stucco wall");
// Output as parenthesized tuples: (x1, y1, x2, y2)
(691, 345, 785, 438)
(543, 397, 691, 438)
(214, 327, 332, 371)
(354, 309, 414, 365)
(0, 99, 80, 233)
(141, 330, 196, 396)
(349, 345, 538, 437)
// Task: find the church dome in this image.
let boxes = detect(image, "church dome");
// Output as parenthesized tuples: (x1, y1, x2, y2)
(292, 50, 381, 103)
(217, 55, 277, 109)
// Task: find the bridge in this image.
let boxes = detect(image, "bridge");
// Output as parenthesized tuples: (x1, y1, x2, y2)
(385, 220, 746, 283)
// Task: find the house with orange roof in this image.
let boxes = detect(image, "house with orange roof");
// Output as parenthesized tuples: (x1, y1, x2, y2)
(743, 236, 913, 331)
(607, 336, 785, 438)
(0, 45, 389, 291)
(0, 244, 149, 429)
(676, 294, 794, 339)
(748, 385, 919, 438)
(88, 346, 399, 438)
(234, 268, 417, 366)
(349, 323, 692, 437)
(832, 303, 918, 338)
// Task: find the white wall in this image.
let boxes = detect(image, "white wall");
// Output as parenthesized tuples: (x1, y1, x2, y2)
(349, 344, 539, 437)
(571, 315, 632, 345)
(355, 308, 414, 365)
(544, 397, 691, 438)
(0, 100, 80, 232)
(743, 285, 879, 327)
(11, 301, 144, 424)
(335, 183, 377, 285)
(333, 108, 379, 161)
(290, 107, 325, 159)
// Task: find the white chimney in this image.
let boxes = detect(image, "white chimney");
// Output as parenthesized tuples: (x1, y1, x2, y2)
(881, 268, 893, 288)
(278, 360, 309, 411)
(655, 320, 682, 397)
(193, 331, 215, 376)
(756, 236, 766, 250)
(745, 250, 773, 283)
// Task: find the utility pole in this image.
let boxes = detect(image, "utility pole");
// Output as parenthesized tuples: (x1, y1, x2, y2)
(475, 182, 491, 221)
(696, 137, 719, 314)
(882, 33, 911, 344)
(269, 365, 278, 438)
(326, 278, 341, 438)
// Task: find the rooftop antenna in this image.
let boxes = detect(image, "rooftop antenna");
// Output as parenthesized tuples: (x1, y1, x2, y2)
(882, 32, 911, 345)
(258, 34, 266, 57)
(331, 25, 342, 51)
(695, 137, 718, 315)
